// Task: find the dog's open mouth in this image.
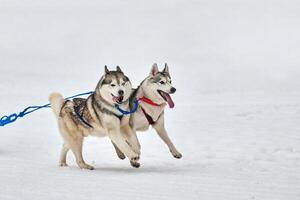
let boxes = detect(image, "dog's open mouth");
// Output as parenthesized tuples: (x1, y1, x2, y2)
(111, 94, 124, 104)
(157, 90, 175, 108)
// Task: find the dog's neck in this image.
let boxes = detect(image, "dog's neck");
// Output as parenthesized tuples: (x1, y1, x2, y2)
(135, 83, 166, 121)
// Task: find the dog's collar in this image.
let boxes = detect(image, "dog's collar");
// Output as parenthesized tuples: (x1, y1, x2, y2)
(137, 96, 164, 125)
(138, 97, 161, 107)
(92, 93, 137, 118)
(115, 98, 139, 115)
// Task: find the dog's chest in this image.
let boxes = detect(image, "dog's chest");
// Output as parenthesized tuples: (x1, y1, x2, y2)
(132, 107, 163, 131)
(133, 111, 150, 131)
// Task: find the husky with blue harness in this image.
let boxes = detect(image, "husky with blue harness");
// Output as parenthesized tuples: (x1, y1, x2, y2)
(49, 66, 141, 170)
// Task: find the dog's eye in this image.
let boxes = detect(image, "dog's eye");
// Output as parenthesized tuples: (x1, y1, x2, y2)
(111, 84, 116, 87)
(169, 80, 172, 84)
(122, 82, 126, 86)
(159, 81, 165, 84)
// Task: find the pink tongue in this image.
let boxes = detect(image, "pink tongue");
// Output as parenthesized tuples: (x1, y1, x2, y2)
(112, 96, 122, 103)
(162, 93, 175, 108)
(112, 96, 118, 102)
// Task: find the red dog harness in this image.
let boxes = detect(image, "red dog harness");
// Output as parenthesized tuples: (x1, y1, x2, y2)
(138, 97, 160, 106)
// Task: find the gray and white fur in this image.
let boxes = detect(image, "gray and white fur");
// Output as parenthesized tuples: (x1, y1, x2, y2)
(49, 66, 141, 169)
(113, 63, 182, 160)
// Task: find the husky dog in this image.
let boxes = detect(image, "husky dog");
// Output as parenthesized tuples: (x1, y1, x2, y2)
(49, 66, 141, 170)
(112, 63, 182, 160)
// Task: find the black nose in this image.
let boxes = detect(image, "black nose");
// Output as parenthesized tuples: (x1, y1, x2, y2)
(118, 90, 124, 96)
(170, 87, 176, 94)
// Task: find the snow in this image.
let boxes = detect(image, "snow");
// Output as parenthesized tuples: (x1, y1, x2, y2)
(1, 0, 300, 199)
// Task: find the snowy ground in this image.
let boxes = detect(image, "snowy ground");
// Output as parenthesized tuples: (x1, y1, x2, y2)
(1, 0, 300, 200)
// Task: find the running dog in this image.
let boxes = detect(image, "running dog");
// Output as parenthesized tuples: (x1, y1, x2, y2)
(49, 66, 141, 170)
(112, 63, 182, 160)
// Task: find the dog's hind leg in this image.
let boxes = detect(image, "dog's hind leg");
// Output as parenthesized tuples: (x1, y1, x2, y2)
(68, 136, 94, 170)
(58, 105, 94, 170)
(59, 143, 69, 167)
(112, 141, 126, 160)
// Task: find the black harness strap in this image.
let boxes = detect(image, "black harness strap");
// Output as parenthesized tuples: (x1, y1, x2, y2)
(73, 99, 93, 128)
(74, 108, 93, 128)
(115, 114, 123, 121)
(74, 109, 93, 128)
(141, 107, 156, 125)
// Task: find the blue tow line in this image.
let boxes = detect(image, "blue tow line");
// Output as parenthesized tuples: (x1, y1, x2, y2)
(0, 91, 139, 127)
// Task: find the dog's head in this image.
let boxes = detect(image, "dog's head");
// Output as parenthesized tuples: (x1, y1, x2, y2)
(142, 63, 176, 108)
(97, 66, 132, 105)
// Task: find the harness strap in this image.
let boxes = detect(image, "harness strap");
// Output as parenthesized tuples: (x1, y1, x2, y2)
(115, 98, 139, 115)
(140, 107, 156, 125)
(73, 102, 93, 128)
(138, 96, 164, 125)
(138, 97, 161, 106)
(74, 108, 93, 128)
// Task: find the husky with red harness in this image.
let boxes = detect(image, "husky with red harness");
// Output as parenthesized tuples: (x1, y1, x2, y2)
(112, 63, 182, 160)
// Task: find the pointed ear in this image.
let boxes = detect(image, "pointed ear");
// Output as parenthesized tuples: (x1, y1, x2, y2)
(163, 63, 169, 74)
(104, 65, 109, 74)
(116, 66, 123, 73)
(150, 63, 159, 76)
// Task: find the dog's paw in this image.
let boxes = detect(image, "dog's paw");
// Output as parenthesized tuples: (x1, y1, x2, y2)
(130, 161, 141, 168)
(59, 162, 68, 167)
(79, 163, 95, 170)
(131, 155, 140, 162)
(130, 155, 141, 168)
(171, 150, 182, 159)
(173, 153, 182, 159)
(117, 153, 126, 160)
(116, 152, 126, 160)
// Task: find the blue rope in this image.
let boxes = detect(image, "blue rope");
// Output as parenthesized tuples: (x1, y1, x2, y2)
(0, 91, 140, 127)
(115, 98, 139, 115)
(0, 91, 94, 127)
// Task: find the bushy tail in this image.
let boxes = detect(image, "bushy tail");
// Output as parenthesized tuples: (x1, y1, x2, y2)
(49, 92, 64, 117)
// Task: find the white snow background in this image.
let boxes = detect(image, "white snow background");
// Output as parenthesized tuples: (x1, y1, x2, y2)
(0, 0, 300, 199)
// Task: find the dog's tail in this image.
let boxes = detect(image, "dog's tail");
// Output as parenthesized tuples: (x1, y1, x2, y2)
(48, 92, 64, 117)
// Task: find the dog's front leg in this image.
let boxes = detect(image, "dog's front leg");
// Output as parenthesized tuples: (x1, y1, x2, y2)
(107, 127, 140, 168)
(111, 141, 126, 160)
(113, 125, 140, 160)
(152, 114, 182, 159)
(121, 125, 141, 156)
